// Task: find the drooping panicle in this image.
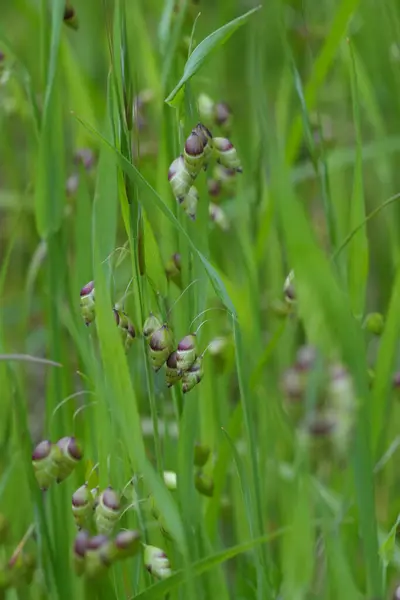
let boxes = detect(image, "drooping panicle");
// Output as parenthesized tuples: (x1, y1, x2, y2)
(55, 436, 83, 483)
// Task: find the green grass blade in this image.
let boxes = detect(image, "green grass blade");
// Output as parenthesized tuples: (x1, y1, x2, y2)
(165, 5, 261, 106)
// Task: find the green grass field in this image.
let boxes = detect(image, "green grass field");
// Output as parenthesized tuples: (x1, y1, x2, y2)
(2, 0, 400, 598)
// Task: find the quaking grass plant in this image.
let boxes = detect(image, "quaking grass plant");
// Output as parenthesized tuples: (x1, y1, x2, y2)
(4, 0, 400, 599)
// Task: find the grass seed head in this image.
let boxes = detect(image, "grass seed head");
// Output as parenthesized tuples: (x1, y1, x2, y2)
(80, 281, 96, 325)
(143, 313, 162, 340)
(209, 203, 230, 231)
(198, 93, 215, 128)
(163, 471, 177, 491)
(213, 137, 242, 172)
(176, 333, 197, 373)
(182, 355, 204, 393)
(180, 186, 199, 221)
(194, 443, 211, 467)
(55, 436, 83, 483)
(195, 472, 214, 497)
(149, 325, 174, 371)
(214, 102, 232, 134)
(183, 132, 205, 177)
(144, 545, 172, 580)
(72, 484, 94, 529)
(95, 488, 121, 536)
(165, 351, 182, 387)
(113, 530, 141, 560)
(32, 441, 63, 490)
(364, 312, 384, 335)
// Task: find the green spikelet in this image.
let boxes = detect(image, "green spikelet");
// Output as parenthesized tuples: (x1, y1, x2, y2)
(283, 270, 296, 304)
(55, 436, 83, 483)
(32, 440, 62, 490)
(198, 94, 215, 129)
(183, 132, 205, 177)
(149, 325, 174, 371)
(168, 155, 193, 202)
(209, 203, 230, 231)
(84, 535, 111, 579)
(213, 163, 237, 197)
(144, 545, 172, 580)
(95, 488, 121, 536)
(213, 137, 242, 172)
(112, 530, 141, 561)
(192, 123, 213, 169)
(176, 334, 197, 373)
(72, 484, 94, 530)
(182, 355, 204, 393)
(180, 186, 198, 221)
(195, 472, 214, 497)
(165, 351, 182, 387)
(73, 530, 89, 576)
(80, 281, 95, 326)
(194, 443, 211, 467)
(165, 254, 182, 288)
(143, 313, 162, 340)
(214, 102, 232, 135)
(113, 308, 136, 352)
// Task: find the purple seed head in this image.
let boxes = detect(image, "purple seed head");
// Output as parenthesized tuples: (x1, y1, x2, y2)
(87, 535, 109, 550)
(207, 179, 221, 197)
(172, 253, 181, 270)
(102, 487, 121, 511)
(32, 440, 52, 461)
(215, 138, 233, 152)
(80, 281, 94, 297)
(72, 484, 90, 507)
(295, 345, 317, 372)
(178, 334, 196, 351)
(214, 102, 231, 126)
(74, 531, 90, 557)
(74, 148, 94, 170)
(115, 530, 140, 550)
(185, 133, 204, 157)
(168, 156, 184, 181)
(167, 351, 178, 369)
(149, 325, 170, 351)
(57, 436, 83, 460)
(193, 123, 213, 145)
(307, 417, 335, 437)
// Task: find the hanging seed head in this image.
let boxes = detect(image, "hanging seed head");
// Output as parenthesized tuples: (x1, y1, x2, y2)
(95, 487, 121, 536)
(213, 163, 237, 196)
(213, 137, 242, 172)
(163, 471, 177, 491)
(181, 186, 199, 221)
(144, 545, 172, 580)
(193, 123, 214, 168)
(214, 102, 232, 134)
(182, 355, 204, 393)
(194, 443, 211, 467)
(168, 155, 193, 202)
(73, 530, 90, 576)
(113, 530, 141, 560)
(149, 325, 174, 371)
(85, 535, 112, 578)
(55, 436, 83, 483)
(72, 484, 94, 529)
(143, 313, 162, 341)
(80, 281, 96, 326)
(209, 203, 230, 231)
(195, 472, 214, 497)
(74, 148, 95, 171)
(207, 178, 222, 198)
(364, 312, 384, 335)
(295, 345, 317, 372)
(32, 441, 62, 490)
(198, 94, 215, 128)
(165, 255, 182, 287)
(176, 333, 197, 373)
(281, 367, 304, 401)
(63, 4, 78, 29)
(183, 132, 205, 177)
(283, 271, 296, 304)
(114, 309, 136, 352)
(165, 351, 182, 387)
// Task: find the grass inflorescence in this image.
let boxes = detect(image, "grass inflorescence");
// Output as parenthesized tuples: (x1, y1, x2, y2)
(2, 0, 400, 599)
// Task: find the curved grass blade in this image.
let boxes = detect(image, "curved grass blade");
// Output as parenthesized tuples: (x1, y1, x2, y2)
(133, 529, 287, 600)
(165, 5, 261, 106)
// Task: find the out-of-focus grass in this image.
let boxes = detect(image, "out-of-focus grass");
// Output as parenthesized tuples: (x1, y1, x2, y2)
(2, 0, 400, 598)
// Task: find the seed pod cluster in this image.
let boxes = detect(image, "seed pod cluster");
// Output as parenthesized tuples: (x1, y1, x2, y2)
(32, 436, 83, 490)
(73, 529, 141, 579)
(280, 346, 356, 461)
(79, 281, 137, 353)
(72, 485, 121, 536)
(168, 121, 242, 222)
